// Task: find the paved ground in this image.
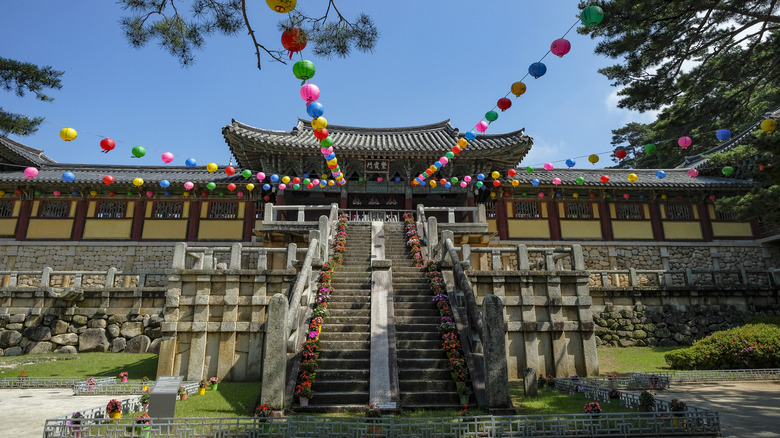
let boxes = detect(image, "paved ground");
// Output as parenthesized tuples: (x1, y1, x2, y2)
(657, 381, 780, 438)
(2, 382, 779, 437)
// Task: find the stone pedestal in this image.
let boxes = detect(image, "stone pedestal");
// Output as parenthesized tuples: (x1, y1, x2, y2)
(524, 367, 538, 397)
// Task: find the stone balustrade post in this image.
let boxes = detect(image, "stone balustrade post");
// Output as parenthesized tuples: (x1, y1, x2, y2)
(230, 243, 242, 270)
(685, 268, 695, 286)
(261, 293, 289, 411)
(477, 204, 487, 223)
(427, 216, 438, 249)
(172, 242, 187, 269)
(492, 250, 502, 271)
(482, 294, 512, 410)
(297, 207, 305, 222)
(264, 203, 274, 222)
(740, 268, 749, 286)
(286, 243, 297, 271)
(448, 208, 455, 223)
(571, 244, 585, 271)
(41, 266, 52, 287)
(257, 249, 268, 270)
(517, 244, 530, 270)
(461, 244, 471, 269)
(629, 268, 638, 287)
(105, 267, 117, 288)
(441, 230, 454, 266)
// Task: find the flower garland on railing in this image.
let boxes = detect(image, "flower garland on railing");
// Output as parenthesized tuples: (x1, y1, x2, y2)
(403, 213, 425, 267)
(295, 214, 348, 403)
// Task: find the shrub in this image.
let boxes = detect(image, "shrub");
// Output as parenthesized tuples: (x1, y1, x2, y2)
(745, 313, 780, 326)
(665, 323, 780, 370)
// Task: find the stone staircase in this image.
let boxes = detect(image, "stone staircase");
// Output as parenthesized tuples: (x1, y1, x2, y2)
(307, 223, 372, 410)
(385, 223, 461, 409)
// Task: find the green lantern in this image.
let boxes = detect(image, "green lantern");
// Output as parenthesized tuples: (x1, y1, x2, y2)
(321, 136, 334, 148)
(445, 152, 455, 159)
(293, 60, 316, 81)
(722, 166, 734, 176)
(127, 191, 133, 196)
(476, 181, 484, 188)
(521, 192, 527, 197)
(219, 192, 224, 197)
(580, 5, 604, 28)
(451, 177, 459, 184)
(132, 146, 146, 158)
(207, 182, 216, 190)
(643, 144, 656, 155)
(303, 178, 311, 185)
(293, 183, 301, 190)
(242, 169, 252, 179)
(576, 177, 585, 184)
(525, 166, 534, 173)
(34, 190, 42, 197)
(485, 111, 498, 122)
(358, 177, 365, 182)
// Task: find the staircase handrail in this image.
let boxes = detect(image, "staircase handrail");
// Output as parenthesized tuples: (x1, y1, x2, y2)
(285, 237, 319, 352)
(444, 237, 485, 342)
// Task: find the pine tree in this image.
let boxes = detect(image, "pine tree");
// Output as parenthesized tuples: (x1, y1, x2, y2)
(0, 57, 64, 136)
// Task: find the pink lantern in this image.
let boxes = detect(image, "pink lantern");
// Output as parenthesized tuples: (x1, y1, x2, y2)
(623, 193, 630, 199)
(184, 181, 194, 190)
(464, 175, 472, 183)
(237, 191, 244, 198)
(377, 177, 383, 182)
(550, 38, 571, 57)
(146, 191, 153, 197)
(300, 83, 320, 104)
(476, 121, 489, 132)
(53, 190, 61, 197)
(312, 179, 320, 186)
(257, 172, 266, 181)
(709, 195, 716, 201)
(687, 168, 699, 178)
(24, 167, 38, 179)
(544, 162, 554, 171)
(552, 177, 561, 185)
(678, 136, 692, 149)
(538, 192, 545, 198)
(279, 183, 287, 190)
(460, 181, 467, 188)
(161, 152, 174, 164)
(439, 157, 449, 165)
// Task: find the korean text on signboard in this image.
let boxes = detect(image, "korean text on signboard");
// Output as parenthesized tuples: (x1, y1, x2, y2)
(364, 160, 389, 174)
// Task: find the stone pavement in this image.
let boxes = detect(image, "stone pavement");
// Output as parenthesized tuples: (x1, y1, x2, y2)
(658, 381, 780, 438)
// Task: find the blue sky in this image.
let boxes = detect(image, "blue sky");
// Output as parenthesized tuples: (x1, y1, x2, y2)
(1, 1, 653, 170)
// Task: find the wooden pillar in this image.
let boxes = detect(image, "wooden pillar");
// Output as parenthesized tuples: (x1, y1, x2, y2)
(648, 201, 664, 241)
(547, 201, 561, 241)
(243, 200, 256, 242)
(71, 199, 87, 241)
(404, 187, 413, 210)
(697, 203, 714, 242)
(276, 191, 285, 206)
(750, 217, 761, 238)
(187, 200, 199, 241)
(14, 199, 32, 241)
(496, 199, 508, 240)
(131, 199, 145, 241)
(597, 201, 613, 241)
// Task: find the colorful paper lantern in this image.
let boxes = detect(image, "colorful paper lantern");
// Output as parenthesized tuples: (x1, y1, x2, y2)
(492, 180, 500, 187)
(207, 163, 218, 173)
(552, 178, 561, 185)
(544, 162, 553, 171)
(565, 159, 576, 168)
(227, 183, 237, 191)
(538, 192, 545, 198)
(497, 97, 512, 111)
(600, 175, 609, 183)
(100, 138, 115, 153)
(476, 121, 488, 132)
(491, 171, 500, 179)
(62, 172, 75, 182)
(588, 154, 599, 165)
(580, 5, 605, 27)
(314, 128, 329, 140)
(283, 27, 308, 59)
(615, 149, 627, 159)
(133, 178, 144, 187)
(525, 166, 534, 173)
(512, 180, 519, 187)
(293, 59, 315, 82)
(722, 166, 734, 176)
(465, 130, 477, 140)
(103, 175, 115, 185)
(643, 144, 656, 155)
(307, 101, 324, 118)
(511, 81, 527, 97)
(184, 181, 194, 190)
(575, 177, 585, 184)
(185, 158, 197, 168)
(550, 38, 571, 57)
(528, 62, 547, 79)
(245, 183, 254, 191)
(240, 169, 251, 179)
(24, 167, 38, 179)
(207, 182, 216, 190)
(628, 173, 638, 183)
(485, 111, 498, 122)
(531, 179, 540, 187)
(225, 166, 236, 176)
(623, 193, 630, 199)
(464, 176, 472, 183)
(160, 180, 170, 188)
(687, 168, 699, 178)
(300, 83, 319, 105)
(266, 0, 296, 13)
(312, 116, 327, 130)
(59, 127, 77, 141)
(130, 146, 145, 158)
(761, 119, 777, 132)
(716, 129, 732, 141)
(656, 170, 666, 179)
(161, 152, 174, 163)
(507, 169, 517, 177)
(321, 136, 334, 148)
(678, 136, 693, 149)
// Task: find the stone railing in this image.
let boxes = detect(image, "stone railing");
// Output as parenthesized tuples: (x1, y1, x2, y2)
(339, 208, 413, 222)
(631, 368, 780, 383)
(440, 243, 585, 272)
(416, 204, 488, 245)
(262, 203, 337, 224)
(0, 267, 166, 293)
(43, 411, 720, 437)
(589, 267, 778, 289)
(0, 376, 93, 389)
(172, 241, 310, 271)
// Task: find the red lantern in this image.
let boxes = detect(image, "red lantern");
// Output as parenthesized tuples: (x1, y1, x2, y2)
(451, 146, 461, 154)
(100, 138, 115, 153)
(600, 175, 610, 183)
(227, 183, 237, 192)
(615, 149, 627, 159)
(109, 191, 116, 197)
(314, 129, 329, 140)
(225, 166, 236, 176)
(504, 192, 510, 197)
(589, 193, 596, 199)
(14, 189, 22, 195)
(202, 192, 209, 197)
(497, 97, 512, 112)
(307, 183, 314, 189)
(281, 27, 307, 59)
(493, 180, 501, 187)
(263, 195, 271, 201)
(440, 178, 447, 185)
(328, 163, 338, 169)
(102, 175, 115, 185)
(292, 177, 301, 184)
(508, 169, 517, 177)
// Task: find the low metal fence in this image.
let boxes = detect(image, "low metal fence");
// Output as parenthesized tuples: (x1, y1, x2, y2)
(73, 379, 165, 396)
(43, 411, 720, 437)
(559, 375, 670, 391)
(0, 376, 93, 389)
(631, 368, 780, 383)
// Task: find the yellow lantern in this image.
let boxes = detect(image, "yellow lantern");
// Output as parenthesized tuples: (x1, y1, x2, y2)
(282, 176, 290, 184)
(761, 119, 777, 133)
(328, 180, 335, 186)
(312, 116, 327, 130)
(661, 194, 668, 200)
(511, 180, 519, 187)
(266, 0, 296, 13)
(457, 138, 468, 148)
(430, 180, 437, 188)
(183, 192, 190, 198)
(572, 193, 579, 199)
(510, 81, 527, 97)
(627, 173, 638, 183)
(321, 173, 328, 179)
(429, 165, 437, 173)
(491, 171, 500, 179)
(0, 190, 5, 196)
(59, 127, 77, 141)
(246, 183, 255, 191)
(490, 192, 497, 198)
(588, 154, 600, 165)
(132, 178, 144, 187)
(89, 190, 97, 197)
(207, 163, 218, 173)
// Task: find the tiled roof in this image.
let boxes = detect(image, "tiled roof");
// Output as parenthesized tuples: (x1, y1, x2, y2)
(505, 168, 755, 190)
(0, 136, 57, 167)
(223, 119, 533, 169)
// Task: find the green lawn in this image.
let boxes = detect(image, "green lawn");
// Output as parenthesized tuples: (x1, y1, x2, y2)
(509, 382, 632, 415)
(0, 353, 158, 380)
(596, 346, 682, 375)
(175, 383, 260, 417)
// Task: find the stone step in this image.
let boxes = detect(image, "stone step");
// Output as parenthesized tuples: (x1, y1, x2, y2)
(334, 272, 373, 278)
(397, 379, 459, 393)
(394, 295, 439, 303)
(318, 332, 370, 342)
(307, 391, 369, 406)
(315, 368, 370, 381)
(396, 339, 442, 350)
(317, 357, 370, 369)
(330, 281, 371, 288)
(316, 340, 369, 351)
(394, 308, 440, 317)
(399, 391, 460, 406)
(398, 357, 449, 369)
(394, 331, 440, 341)
(398, 368, 453, 381)
(393, 289, 433, 296)
(322, 323, 370, 333)
(393, 300, 439, 309)
(329, 295, 370, 303)
(395, 316, 440, 326)
(326, 302, 371, 311)
(395, 323, 440, 332)
(318, 349, 370, 360)
(312, 379, 370, 393)
(328, 316, 370, 325)
(397, 349, 446, 360)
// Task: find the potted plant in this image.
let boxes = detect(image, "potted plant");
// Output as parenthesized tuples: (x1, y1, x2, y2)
(537, 374, 547, 390)
(67, 412, 83, 437)
(295, 380, 312, 407)
(139, 392, 150, 412)
(198, 380, 208, 395)
(546, 374, 556, 391)
(254, 403, 274, 422)
(584, 401, 602, 418)
(209, 377, 219, 390)
(639, 391, 655, 412)
(106, 399, 122, 421)
(608, 389, 621, 400)
(119, 371, 129, 383)
(18, 371, 27, 386)
(135, 413, 151, 438)
(669, 399, 688, 426)
(178, 385, 188, 401)
(141, 376, 149, 391)
(366, 404, 382, 434)
(86, 377, 96, 392)
(456, 381, 472, 405)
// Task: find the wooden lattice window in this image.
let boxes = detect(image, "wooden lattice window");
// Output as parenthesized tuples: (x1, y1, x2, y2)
(666, 203, 692, 220)
(96, 201, 126, 218)
(513, 202, 539, 219)
(566, 203, 591, 219)
(208, 202, 238, 219)
(39, 200, 69, 218)
(715, 209, 738, 221)
(483, 201, 496, 219)
(153, 201, 183, 219)
(0, 200, 13, 217)
(617, 203, 643, 220)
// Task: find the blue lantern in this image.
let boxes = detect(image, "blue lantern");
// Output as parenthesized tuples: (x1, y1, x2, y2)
(325, 153, 336, 160)
(445, 182, 452, 188)
(555, 192, 562, 198)
(655, 170, 666, 179)
(71, 191, 79, 196)
(434, 162, 442, 168)
(164, 191, 171, 196)
(270, 174, 279, 183)
(185, 158, 197, 168)
(62, 171, 76, 182)
(307, 102, 324, 118)
(477, 173, 485, 181)
(531, 178, 540, 187)
(395, 176, 401, 182)
(262, 184, 271, 191)
(565, 159, 576, 168)
(303, 173, 309, 178)
(420, 179, 427, 186)
(160, 180, 170, 188)
(528, 62, 547, 79)
(716, 129, 732, 141)
(465, 131, 477, 140)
